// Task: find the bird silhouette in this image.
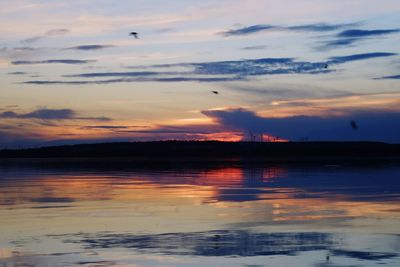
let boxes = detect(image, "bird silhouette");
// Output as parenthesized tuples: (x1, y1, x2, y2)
(130, 32, 139, 39)
(324, 64, 329, 69)
(350, 120, 358, 130)
(211, 91, 219, 95)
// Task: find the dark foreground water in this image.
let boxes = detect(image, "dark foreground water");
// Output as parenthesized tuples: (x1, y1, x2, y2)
(0, 162, 399, 267)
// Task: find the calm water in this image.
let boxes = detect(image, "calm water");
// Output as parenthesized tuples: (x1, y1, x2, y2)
(0, 162, 399, 267)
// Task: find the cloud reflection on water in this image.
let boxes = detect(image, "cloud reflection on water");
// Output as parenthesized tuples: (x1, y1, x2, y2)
(0, 163, 400, 266)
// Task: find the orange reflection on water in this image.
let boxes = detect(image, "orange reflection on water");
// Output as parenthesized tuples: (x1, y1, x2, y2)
(1, 167, 399, 232)
(0, 166, 287, 208)
(198, 167, 245, 187)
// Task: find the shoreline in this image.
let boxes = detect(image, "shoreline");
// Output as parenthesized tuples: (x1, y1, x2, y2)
(0, 141, 399, 163)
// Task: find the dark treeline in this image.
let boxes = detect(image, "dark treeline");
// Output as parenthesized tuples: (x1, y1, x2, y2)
(0, 141, 399, 162)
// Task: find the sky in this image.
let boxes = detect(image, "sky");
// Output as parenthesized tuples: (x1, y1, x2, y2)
(1, 0, 400, 147)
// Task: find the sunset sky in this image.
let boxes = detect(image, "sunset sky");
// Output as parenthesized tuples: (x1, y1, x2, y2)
(1, 0, 400, 147)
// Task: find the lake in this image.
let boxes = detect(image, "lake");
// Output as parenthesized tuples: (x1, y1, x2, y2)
(1, 161, 399, 266)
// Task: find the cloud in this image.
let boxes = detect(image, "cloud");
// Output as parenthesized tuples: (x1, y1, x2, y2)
(222, 24, 276, 36)
(21, 36, 43, 44)
(12, 59, 95, 65)
(45, 28, 70, 36)
(63, 71, 176, 78)
(21, 28, 70, 44)
(119, 125, 221, 135)
(0, 108, 111, 121)
(227, 84, 354, 100)
(221, 22, 356, 36)
(22, 76, 240, 85)
(8, 71, 28, 75)
(337, 29, 400, 38)
(287, 23, 357, 32)
(190, 58, 329, 76)
(137, 57, 332, 77)
(321, 38, 358, 49)
(328, 52, 397, 64)
(375, 74, 400, 80)
(22, 52, 397, 85)
(321, 28, 400, 49)
(30, 197, 75, 203)
(241, 45, 268, 50)
(201, 108, 400, 143)
(81, 125, 132, 130)
(65, 45, 114, 51)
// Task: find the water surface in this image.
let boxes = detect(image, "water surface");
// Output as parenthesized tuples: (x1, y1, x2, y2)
(1, 162, 399, 266)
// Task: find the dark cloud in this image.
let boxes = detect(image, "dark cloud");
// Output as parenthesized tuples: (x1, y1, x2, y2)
(201, 108, 400, 143)
(189, 58, 329, 76)
(30, 197, 75, 203)
(321, 38, 358, 49)
(287, 23, 357, 32)
(144, 77, 239, 82)
(328, 52, 397, 64)
(22, 77, 241, 85)
(0, 108, 111, 121)
(63, 71, 176, 78)
(12, 59, 95, 65)
(65, 45, 114, 51)
(8, 71, 28, 75)
(130, 53, 393, 77)
(137, 57, 330, 76)
(321, 28, 400, 49)
(221, 22, 356, 36)
(222, 24, 276, 36)
(375, 74, 400, 80)
(23, 53, 397, 85)
(82, 125, 131, 130)
(337, 29, 400, 38)
(0, 109, 75, 119)
(67, 58, 329, 78)
(76, 261, 116, 266)
(22, 80, 117, 85)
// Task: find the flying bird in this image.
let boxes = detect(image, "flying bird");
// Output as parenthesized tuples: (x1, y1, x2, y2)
(350, 120, 358, 130)
(324, 64, 329, 69)
(130, 32, 139, 39)
(211, 91, 219, 95)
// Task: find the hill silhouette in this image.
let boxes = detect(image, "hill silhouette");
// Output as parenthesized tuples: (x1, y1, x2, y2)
(0, 141, 399, 162)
